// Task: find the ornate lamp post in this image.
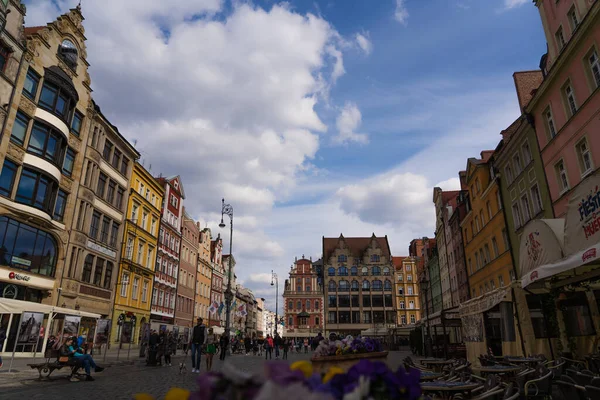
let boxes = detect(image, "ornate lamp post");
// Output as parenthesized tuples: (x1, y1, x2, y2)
(271, 270, 279, 336)
(219, 199, 234, 341)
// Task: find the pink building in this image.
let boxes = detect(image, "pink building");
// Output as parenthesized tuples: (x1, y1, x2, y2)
(526, 0, 600, 217)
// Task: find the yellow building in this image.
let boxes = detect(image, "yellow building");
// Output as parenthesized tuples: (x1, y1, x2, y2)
(111, 162, 164, 346)
(461, 151, 514, 358)
(196, 224, 212, 322)
(393, 257, 421, 325)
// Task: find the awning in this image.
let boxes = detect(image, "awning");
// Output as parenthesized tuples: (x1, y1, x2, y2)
(0, 297, 101, 319)
(522, 172, 600, 287)
(519, 219, 564, 287)
(458, 285, 512, 317)
(360, 327, 390, 337)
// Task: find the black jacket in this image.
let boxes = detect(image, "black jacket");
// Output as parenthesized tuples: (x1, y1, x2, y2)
(191, 324, 206, 345)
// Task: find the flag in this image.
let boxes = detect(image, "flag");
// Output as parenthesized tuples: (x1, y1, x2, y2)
(237, 303, 247, 317)
(232, 299, 237, 309)
(208, 301, 218, 315)
(217, 302, 224, 315)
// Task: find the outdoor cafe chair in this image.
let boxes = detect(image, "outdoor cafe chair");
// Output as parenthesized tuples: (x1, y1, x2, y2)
(557, 379, 589, 400)
(523, 370, 553, 399)
(591, 377, 600, 387)
(586, 385, 600, 400)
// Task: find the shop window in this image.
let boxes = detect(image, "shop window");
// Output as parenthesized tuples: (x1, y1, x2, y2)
(23, 68, 40, 99)
(559, 292, 596, 337)
(526, 294, 559, 339)
(0, 217, 58, 277)
(0, 159, 18, 197)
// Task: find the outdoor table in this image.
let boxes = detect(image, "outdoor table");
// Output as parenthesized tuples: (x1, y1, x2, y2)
(419, 371, 444, 381)
(421, 381, 480, 399)
(421, 359, 455, 372)
(473, 365, 521, 376)
(504, 357, 543, 367)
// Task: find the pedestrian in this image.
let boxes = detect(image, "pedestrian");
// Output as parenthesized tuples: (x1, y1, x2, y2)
(274, 333, 282, 359)
(156, 330, 166, 366)
(265, 334, 273, 360)
(205, 328, 217, 371)
(189, 318, 207, 373)
(219, 334, 228, 361)
(304, 338, 309, 354)
(244, 334, 252, 355)
(282, 338, 289, 360)
(147, 330, 159, 366)
(164, 331, 174, 366)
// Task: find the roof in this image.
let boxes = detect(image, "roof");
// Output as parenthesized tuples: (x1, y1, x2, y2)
(480, 150, 494, 163)
(513, 70, 543, 110)
(23, 26, 45, 36)
(442, 190, 460, 204)
(93, 100, 140, 159)
(392, 256, 407, 268)
(322, 234, 391, 263)
(500, 117, 524, 142)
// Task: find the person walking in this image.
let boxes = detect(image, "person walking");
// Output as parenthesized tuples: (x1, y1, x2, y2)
(156, 330, 166, 366)
(219, 334, 228, 361)
(189, 318, 207, 373)
(244, 334, 252, 355)
(265, 334, 273, 360)
(205, 328, 217, 371)
(304, 338, 309, 354)
(282, 338, 289, 360)
(164, 331, 175, 366)
(274, 333, 282, 359)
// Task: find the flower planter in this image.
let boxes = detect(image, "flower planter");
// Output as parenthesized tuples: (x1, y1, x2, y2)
(311, 351, 389, 373)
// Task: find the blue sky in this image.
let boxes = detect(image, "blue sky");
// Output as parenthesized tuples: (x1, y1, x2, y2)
(25, 0, 547, 310)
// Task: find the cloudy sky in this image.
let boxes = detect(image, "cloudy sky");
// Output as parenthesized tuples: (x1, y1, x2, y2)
(24, 0, 545, 311)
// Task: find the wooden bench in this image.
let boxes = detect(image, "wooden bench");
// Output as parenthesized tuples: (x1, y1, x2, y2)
(27, 349, 83, 380)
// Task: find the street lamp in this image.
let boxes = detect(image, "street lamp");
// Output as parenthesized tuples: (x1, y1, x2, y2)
(271, 270, 278, 336)
(420, 274, 432, 357)
(219, 199, 234, 341)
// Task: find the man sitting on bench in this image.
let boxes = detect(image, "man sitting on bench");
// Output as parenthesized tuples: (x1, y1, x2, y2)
(61, 337, 104, 381)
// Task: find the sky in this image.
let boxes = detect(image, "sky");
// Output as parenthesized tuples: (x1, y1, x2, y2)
(23, 0, 546, 312)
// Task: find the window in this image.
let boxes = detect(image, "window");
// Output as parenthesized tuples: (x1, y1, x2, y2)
(338, 280, 349, 291)
(406, 265, 411, 271)
(362, 280, 370, 291)
(97, 173, 107, 198)
(468, 258, 473, 275)
(27, 122, 66, 166)
(82, 254, 94, 282)
(476, 178, 481, 193)
(544, 108, 557, 139)
(146, 247, 153, 268)
(565, 83, 577, 116)
(351, 280, 359, 291)
(372, 280, 383, 291)
(372, 266, 381, 276)
(512, 202, 522, 229)
(120, 157, 129, 176)
(141, 280, 149, 302)
(513, 153, 522, 175)
(484, 244, 491, 264)
(337, 254, 347, 263)
(362, 267, 368, 276)
(137, 243, 144, 263)
(53, 190, 67, 221)
(121, 273, 129, 297)
(480, 210, 485, 226)
(383, 267, 390, 276)
(116, 187, 124, 209)
(408, 286, 413, 295)
(328, 280, 336, 292)
(112, 149, 121, 170)
(409, 300, 415, 309)
(315, 300, 319, 310)
(39, 82, 72, 120)
(350, 266, 358, 276)
(398, 286, 403, 295)
(59, 147, 76, 177)
(504, 164, 513, 183)
(384, 280, 392, 291)
(288, 300, 293, 310)
(89, 211, 101, 239)
(410, 315, 416, 324)
(23, 68, 40, 99)
(487, 201, 492, 220)
(568, 6, 579, 32)
(481, 248, 487, 265)
(131, 203, 139, 221)
(70, 111, 83, 137)
(170, 194, 178, 208)
(407, 274, 412, 282)
(491, 237, 499, 258)
(328, 267, 335, 276)
(93, 258, 104, 286)
(555, 160, 570, 193)
(589, 50, 600, 88)
(531, 184, 543, 215)
(502, 229, 509, 251)
(103, 140, 113, 161)
(109, 222, 119, 248)
(398, 273, 403, 282)
(576, 139, 593, 175)
(58, 39, 78, 69)
(0, 159, 18, 197)
(522, 141, 532, 166)
(104, 262, 113, 289)
(521, 195, 531, 223)
(556, 27, 566, 50)
(475, 216, 480, 232)
(338, 295, 350, 307)
(142, 211, 148, 230)
(338, 266, 348, 276)
(16, 168, 57, 213)
(10, 111, 29, 146)
(132, 277, 139, 300)
(498, 275, 504, 287)
(105, 180, 116, 205)
(327, 311, 337, 324)
(370, 255, 380, 262)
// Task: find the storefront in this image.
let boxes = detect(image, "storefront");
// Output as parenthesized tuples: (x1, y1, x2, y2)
(519, 171, 600, 358)
(0, 297, 100, 358)
(0, 265, 55, 303)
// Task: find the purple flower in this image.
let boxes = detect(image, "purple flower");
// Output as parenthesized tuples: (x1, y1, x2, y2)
(264, 361, 305, 386)
(395, 366, 422, 400)
(190, 372, 222, 400)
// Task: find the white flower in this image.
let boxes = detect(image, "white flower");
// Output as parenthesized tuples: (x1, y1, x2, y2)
(255, 381, 334, 400)
(342, 376, 371, 400)
(221, 362, 254, 385)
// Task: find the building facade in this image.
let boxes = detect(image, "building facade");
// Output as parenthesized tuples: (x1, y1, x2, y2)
(111, 161, 162, 346)
(174, 209, 198, 337)
(283, 257, 324, 338)
(151, 176, 184, 330)
(433, 188, 460, 310)
(323, 234, 395, 336)
(256, 297, 265, 338)
(446, 181, 470, 306)
(196, 224, 212, 322)
(393, 256, 420, 326)
(208, 234, 223, 329)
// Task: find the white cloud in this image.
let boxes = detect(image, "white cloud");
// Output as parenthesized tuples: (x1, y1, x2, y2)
(355, 32, 372, 55)
(333, 102, 369, 145)
(394, 0, 409, 24)
(503, 0, 528, 9)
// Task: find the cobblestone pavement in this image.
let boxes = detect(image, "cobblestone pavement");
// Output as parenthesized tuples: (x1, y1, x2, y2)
(0, 350, 414, 400)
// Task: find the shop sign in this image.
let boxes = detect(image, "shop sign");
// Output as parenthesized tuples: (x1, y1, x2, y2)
(565, 174, 600, 256)
(2, 284, 18, 299)
(11, 256, 31, 268)
(9, 271, 30, 281)
(87, 240, 116, 259)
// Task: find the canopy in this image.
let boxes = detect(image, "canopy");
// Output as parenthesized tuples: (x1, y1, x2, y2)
(0, 297, 101, 319)
(522, 172, 600, 287)
(360, 327, 390, 337)
(519, 219, 565, 286)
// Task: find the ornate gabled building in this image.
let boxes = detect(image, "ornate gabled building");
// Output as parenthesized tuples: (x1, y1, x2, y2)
(151, 175, 184, 329)
(393, 256, 420, 326)
(196, 223, 212, 323)
(283, 256, 324, 339)
(322, 234, 395, 336)
(208, 234, 223, 330)
(175, 209, 198, 337)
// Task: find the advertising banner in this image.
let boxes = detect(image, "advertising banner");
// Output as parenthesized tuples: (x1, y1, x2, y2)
(17, 312, 44, 343)
(62, 315, 81, 340)
(94, 319, 111, 345)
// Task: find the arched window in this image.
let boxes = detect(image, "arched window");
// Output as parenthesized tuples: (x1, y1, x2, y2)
(328, 267, 335, 276)
(82, 254, 94, 283)
(362, 267, 369, 276)
(328, 280, 336, 291)
(350, 266, 358, 276)
(351, 280, 359, 291)
(362, 280, 370, 290)
(338, 280, 349, 291)
(306, 300, 311, 310)
(370, 255, 380, 262)
(0, 217, 59, 278)
(383, 267, 390, 276)
(297, 300, 302, 310)
(384, 280, 392, 291)
(58, 39, 79, 69)
(372, 266, 381, 276)
(338, 254, 347, 262)
(288, 300, 293, 310)
(338, 266, 348, 276)
(372, 280, 383, 291)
